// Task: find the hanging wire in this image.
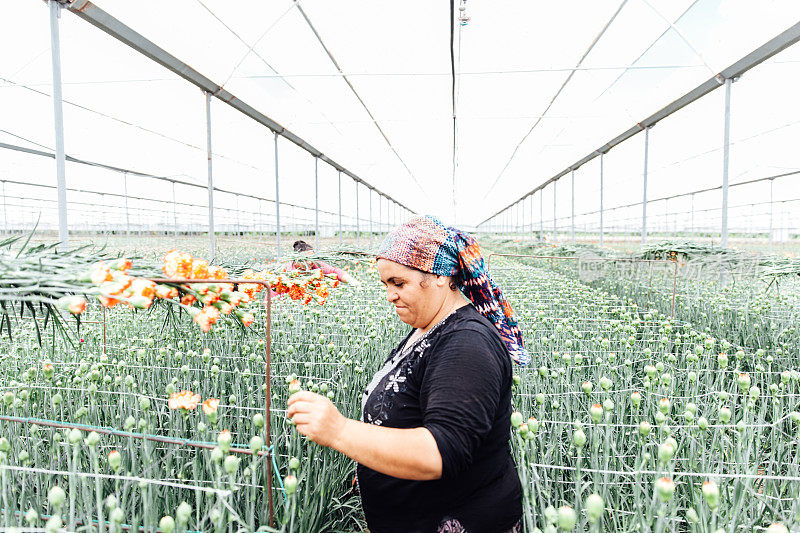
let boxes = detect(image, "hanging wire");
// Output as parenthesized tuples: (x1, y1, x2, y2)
(293, 2, 428, 197)
(593, 0, 702, 102)
(484, 0, 630, 198)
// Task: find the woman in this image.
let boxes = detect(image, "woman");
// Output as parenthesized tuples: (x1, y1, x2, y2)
(287, 216, 529, 532)
(280, 240, 360, 286)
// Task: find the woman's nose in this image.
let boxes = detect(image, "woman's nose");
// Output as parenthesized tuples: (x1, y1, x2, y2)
(387, 289, 399, 302)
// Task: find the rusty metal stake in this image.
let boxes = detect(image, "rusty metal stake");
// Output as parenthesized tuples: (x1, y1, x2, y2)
(148, 277, 275, 527)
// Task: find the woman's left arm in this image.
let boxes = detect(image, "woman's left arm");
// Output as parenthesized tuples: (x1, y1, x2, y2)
(286, 391, 442, 480)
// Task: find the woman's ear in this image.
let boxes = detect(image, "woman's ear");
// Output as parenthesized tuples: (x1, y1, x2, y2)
(435, 275, 449, 288)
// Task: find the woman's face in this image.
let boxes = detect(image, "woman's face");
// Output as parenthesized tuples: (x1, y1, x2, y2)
(376, 259, 449, 329)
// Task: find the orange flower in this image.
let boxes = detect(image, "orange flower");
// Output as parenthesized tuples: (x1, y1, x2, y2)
(202, 398, 220, 415)
(239, 312, 254, 327)
(90, 263, 113, 285)
(154, 285, 179, 299)
(288, 285, 304, 301)
(216, 301, 233, 315)
(56, 295, 87, 315)
(207, 265, 229, 280)
(163, 250, 193, 278)
(191, 259, 210, 279)
(180, 294, 197, 306)
(129, 278, 155, 300)
(42, 363, 53, 372)
(98, 295, 120, 308)
(109, 258, 132, 272)
(112, 273, 133, 291)
(192, 306, 221, 332)
(168, 390, 201, 411)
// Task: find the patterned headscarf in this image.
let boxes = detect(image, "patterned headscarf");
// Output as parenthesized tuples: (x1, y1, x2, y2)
(377, 215, 530, 366)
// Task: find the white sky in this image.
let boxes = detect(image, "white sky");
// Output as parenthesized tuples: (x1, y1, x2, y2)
(1, 0, 799, 234)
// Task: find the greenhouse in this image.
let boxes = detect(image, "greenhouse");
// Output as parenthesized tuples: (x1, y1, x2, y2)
(1, 0, 800, 531)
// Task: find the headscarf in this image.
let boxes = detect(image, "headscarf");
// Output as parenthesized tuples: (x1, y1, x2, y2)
(377, 215, 530, 366)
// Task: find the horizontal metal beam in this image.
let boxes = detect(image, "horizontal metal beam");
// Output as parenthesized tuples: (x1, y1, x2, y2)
(0, 141, 338, 216)
(479, 21, 800, 226)
(544, 169, 800, 219)
(61, 0, 414, 214)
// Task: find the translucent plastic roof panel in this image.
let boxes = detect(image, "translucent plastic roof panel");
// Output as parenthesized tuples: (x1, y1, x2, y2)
(2, 0, 799, 231)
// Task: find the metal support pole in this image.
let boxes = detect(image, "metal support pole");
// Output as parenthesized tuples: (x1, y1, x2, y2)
(690, 193, 695, 240)
(274, 132, 281, 260)
(378, 194, 382, 237)
(721, 78, 732, 247)
(539, 190, 543, 242)
(369, 189, 373, 245)
(571, 170, 575, 243)
(553, 180, 557, 243)
(172, 182, 177, 239)
(235, 194, 240, 236)
(123, 171, 130, 241)
(599, 153, 604, 248)
(355, 182, 360, 247)
(337, 171, 342, 245)
(49, 0, 69, 249)
(314, 157, 319, 250)
(2, 182, 7, 234)
(769, 178, 774, 252)
(530, 194, 534, 241)
(642, 127, 649, 245)
(205, 92, 215, 261)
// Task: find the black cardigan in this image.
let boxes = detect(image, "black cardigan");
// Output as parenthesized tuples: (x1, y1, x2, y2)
(357, 304, 522, 533)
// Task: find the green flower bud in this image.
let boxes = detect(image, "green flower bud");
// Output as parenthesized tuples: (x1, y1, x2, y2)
(110, 507, 124, 524)
(288, 456, 301, 470)
(657, 441, 675, 464)
(573, 429, 587, 449)
(85, 431, 100, 448)
(639, 420, 651, 437)
(544, 505, 558, 524)
(510, 411, 523, 428)
(139, 397, 151, 411)
(766, 524, 789, 533)
(45, 515, 62, 533)
(285, 474, 298, 495)
(159, 515, 175, 533)
(585, 493, 604, 523)
(210, 446, 224, 464)
(48, 486, 66, 509)
(68, 428, 82, 445)
(24, 507, 38, 524)
(217, 430, 232, 453)
(108, 450, 122, 472)
(557, 505, 577, 531)
(655, 477, 675, 502)
(176, 501, 192, 525)
(249, 436, 264, 455)
(702, 480, 719, 510)
(630, 391, 641, 408)
(589, 404, 603, 424)
(223, 455, 240, 474)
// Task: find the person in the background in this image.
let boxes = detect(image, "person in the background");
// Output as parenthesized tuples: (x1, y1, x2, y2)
(282, 240, 360, 286)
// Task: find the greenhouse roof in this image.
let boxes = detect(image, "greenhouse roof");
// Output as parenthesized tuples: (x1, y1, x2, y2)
(2, 0, 800, 227)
